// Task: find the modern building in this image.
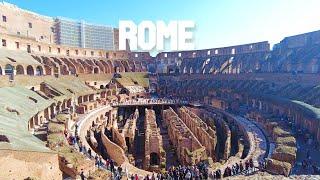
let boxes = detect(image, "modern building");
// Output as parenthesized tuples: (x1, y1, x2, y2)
(55, 17, 115, 50)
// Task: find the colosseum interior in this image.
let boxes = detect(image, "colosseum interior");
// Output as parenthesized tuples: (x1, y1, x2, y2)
(0, 1, 320, 180)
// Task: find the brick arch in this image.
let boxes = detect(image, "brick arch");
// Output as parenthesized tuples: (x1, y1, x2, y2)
(78, 59, 93, 74)
(100, 61, 111, 73)
(121, 60, 130, 72)
(94, 60, 105, 73)
(106, 60, 114, 73)
(35, 65, 44, 76)
(4, 64, 14, 75)
(26, 65, 35, 76)
(16, 64, 25, 75)
(93, 67, 99, 74)
(60, 65, 69, 75)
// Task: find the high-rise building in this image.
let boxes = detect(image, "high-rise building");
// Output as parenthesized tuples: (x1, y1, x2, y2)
(55, 17, 115, 50)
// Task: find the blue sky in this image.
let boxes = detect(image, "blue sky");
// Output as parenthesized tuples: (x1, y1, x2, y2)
(4, 0, 320, 51)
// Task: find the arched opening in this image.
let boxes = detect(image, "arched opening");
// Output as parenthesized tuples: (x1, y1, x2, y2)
(100, 85, 104, 89)
(89, 94, 94, 101)
(61, 65, 69, 75)
(29, 118, 34, 130)
(27, 65, 34, 76)
(35, 66, 43, 76)
(107, 90, 111, 96)
(112, 89, 116, 95)
(94, 67, 99, 74)
(50, 104, 55, 119)
(68, 65, 77, 75)
(67, 99, 72, 108)
(44, 66, 52, 75)
(4, 64, 14, 75)
(183, 66, 187, 74)
(150, 152, 160, 165)
(16, 65, 24, 75)
(190, 67, 193, 74)
(78, 96, 83, 104)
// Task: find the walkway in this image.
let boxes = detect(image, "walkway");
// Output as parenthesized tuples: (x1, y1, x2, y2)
(112, 98, 188, 107)
(207, 108, 268, 176)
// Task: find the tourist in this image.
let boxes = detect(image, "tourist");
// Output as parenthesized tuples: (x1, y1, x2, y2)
(245, 160, 249, 174)
(249, 158, 254, 172)
(95, 154, 99, 167)
(240, 161, 244, 172)
(106, 159, 110, 170)
(80, 170, 85, 180)
(110, 160, 115, 173)
(83, 146, 87, 154)
(88, 148, 92, 158)
(118, 166, 123, 178)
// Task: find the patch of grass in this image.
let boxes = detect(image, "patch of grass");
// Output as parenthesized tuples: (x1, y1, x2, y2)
(47, 133, 66, 149)
(56, 114, 69, 123)
(48, 122, 65, 134)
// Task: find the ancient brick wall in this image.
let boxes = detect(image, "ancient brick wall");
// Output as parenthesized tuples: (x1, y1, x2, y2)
(144, 108, 165, 170)
(163, 107, 206, 165)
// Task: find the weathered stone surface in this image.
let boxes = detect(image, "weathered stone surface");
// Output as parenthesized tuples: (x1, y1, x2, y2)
(266, 158, 292, 177)
(0, 150, 62, 180)
(144, 108, 165, 171)
(163, 107, 206, 165)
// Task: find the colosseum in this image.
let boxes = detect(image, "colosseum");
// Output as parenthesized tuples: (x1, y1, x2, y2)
(0, 1, 320, 180)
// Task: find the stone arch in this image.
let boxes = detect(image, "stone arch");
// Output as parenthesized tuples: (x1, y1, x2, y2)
(93, 67, 99, 74)
(107, 90, 111, 96)
(112, 89, 117, 95)
(56, 101, 62, 112)
(190, 67, 193, 74)
(29, 118, 34, 130)
(106, 60, 114, 73)
(16, 65, 24, 75)
(68, 64, 77, 75)
(100, 85, 105, 89)
(78, 96, 83, 104)
(122, 60, 130, 72)
(67, 99, 72, 108)
(35, 66, 43, 76)
(50, 103, 56, 119)
(4, 64, 14, 75)
(94, 60, 105, 73)
(27, 65, 34, 76)
(183, 66, 187, 74)
(78, 65, 85, 74)
(150, 152, 160, 165)
(61, 65, 69, 75)
(44, 66, 52, 75)
(100, 61, 110, 73)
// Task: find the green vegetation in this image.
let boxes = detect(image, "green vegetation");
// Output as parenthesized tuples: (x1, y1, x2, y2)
(48, 122, 65, 134)
(47, 115, 88, 170)
(276, 136, 296, 147)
